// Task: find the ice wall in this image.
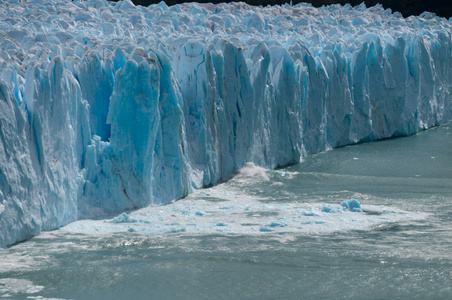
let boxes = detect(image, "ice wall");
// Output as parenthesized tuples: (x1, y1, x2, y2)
(1, 0, 452, 247)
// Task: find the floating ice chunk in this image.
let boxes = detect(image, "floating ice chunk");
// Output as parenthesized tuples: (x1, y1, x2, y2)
(302, 220, 327, 225)
(182, 210, 205, 217)
(340, 200, 362, 212)
(298, 208, 323, 216)
(109, 213, 139, 223)
(169, 228, 186, 233)
(259, 227, 274, 232)
(322, 204, 344, 213)
(266, 222, 287, 228)
(219, 206, 234, 210)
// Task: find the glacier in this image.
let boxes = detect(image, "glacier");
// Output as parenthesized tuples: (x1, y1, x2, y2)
(0, 0, 451, 248)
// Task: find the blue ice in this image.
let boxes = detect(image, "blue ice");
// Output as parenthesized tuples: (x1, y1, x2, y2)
(0, 0, 451, 247)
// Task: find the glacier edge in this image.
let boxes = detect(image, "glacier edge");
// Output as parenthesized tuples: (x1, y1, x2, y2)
(0, 0, 452, 247)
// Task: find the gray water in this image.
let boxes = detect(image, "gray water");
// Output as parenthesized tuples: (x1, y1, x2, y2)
(1, 124, 451, 299)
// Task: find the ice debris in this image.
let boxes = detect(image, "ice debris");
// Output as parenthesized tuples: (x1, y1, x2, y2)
(340, 199, 362, 212)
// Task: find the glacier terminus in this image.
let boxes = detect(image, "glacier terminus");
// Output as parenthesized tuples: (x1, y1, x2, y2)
(0, 0, 452, 247)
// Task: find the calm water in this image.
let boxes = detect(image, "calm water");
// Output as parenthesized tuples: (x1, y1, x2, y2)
(1, 124, 451, 299)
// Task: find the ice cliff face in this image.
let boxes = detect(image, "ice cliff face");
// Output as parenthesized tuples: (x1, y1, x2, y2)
(1, 0, 451, 247)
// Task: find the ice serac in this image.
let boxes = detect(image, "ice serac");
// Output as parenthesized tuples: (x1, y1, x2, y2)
(1, 0, 452, 247)
(0, 57, 87, 245)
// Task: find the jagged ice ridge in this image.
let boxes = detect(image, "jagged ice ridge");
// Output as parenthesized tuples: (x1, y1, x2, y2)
(0, 0, 451, 247)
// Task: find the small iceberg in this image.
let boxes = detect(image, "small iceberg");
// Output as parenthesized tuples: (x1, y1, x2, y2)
(340, 199, 362, 212)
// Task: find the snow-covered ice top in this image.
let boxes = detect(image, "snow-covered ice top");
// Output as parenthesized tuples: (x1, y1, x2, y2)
(0, 0, 451, 248)
(1, 0, 451, 75)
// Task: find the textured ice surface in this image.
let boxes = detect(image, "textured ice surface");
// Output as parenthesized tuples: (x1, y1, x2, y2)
(340, 199, 362, 212)
(1, 0, 452, 247)
(62, 172, 429, 236)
